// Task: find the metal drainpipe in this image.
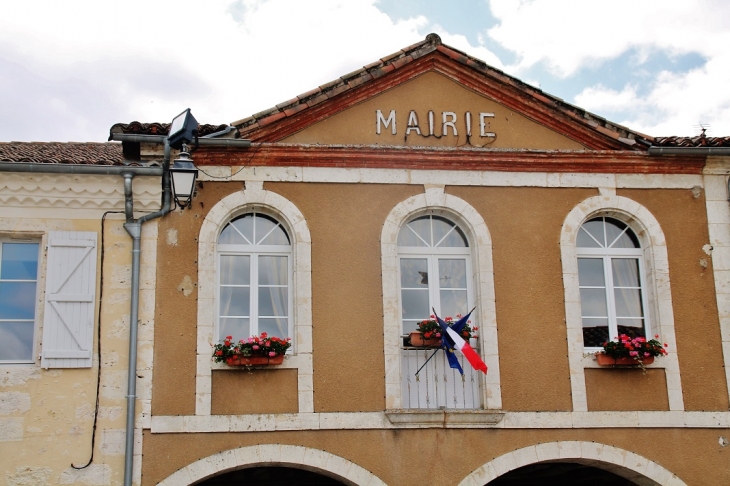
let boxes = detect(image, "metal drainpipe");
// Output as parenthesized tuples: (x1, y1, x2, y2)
(121, 141, 172, 486)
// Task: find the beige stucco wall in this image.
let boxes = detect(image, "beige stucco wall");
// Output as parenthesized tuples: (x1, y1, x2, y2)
(151, 182, 728, 415)
(142, 427, 730, 485)
(281, 71, 587, 150)
(0, 173, 160, 486)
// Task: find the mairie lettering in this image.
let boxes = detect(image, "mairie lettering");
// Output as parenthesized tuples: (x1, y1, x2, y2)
(376, 110, 495, 138)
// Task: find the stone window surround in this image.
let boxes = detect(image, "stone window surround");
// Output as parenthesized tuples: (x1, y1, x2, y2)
(195, 181, 313, 415)
(560, 190, 684, 412)
(380, 185, 502, 410)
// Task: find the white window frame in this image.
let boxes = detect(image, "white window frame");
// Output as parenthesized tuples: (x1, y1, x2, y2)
(577, 218, 651, 352)
(195, 181, 313, 416)
(560, 194, 684, 412)
(380, 187, 502, 411)
(397, 222, 474, 335)
(0, 238, 41, 364)
(216, 212, 293, 342)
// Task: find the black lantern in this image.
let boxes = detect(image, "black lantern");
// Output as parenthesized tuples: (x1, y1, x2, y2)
(169, 147, 198, 209)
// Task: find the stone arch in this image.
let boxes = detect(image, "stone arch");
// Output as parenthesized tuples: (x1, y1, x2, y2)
(157, 444, 386, 486)
(560, 193, 683, 412)
(459, 441, 686, 486)
(195, 181, 313, 415)
(380, 186, 501, 410)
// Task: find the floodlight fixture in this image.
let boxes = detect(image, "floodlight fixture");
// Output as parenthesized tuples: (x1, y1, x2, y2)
(168, 108, 198, 150)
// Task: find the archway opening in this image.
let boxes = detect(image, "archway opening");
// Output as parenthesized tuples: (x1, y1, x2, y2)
(487, 462, 637, 486)
(196, 466, 347, 486)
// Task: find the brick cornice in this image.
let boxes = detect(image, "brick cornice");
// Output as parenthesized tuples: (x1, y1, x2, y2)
(193, 144, 704, 174)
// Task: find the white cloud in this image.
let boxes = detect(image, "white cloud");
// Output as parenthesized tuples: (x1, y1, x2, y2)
(0, 0, 427, 141)
(487, 0, 730, 135)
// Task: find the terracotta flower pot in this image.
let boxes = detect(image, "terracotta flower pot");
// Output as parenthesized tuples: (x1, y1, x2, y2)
(225, 354, 285, 366)
(409, 331, 441, 347)
(596, 354, 655, 366)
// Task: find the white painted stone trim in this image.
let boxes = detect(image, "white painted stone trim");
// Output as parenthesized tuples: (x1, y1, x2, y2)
(151, 410, 730, 433)
(458, 441, 686, 486)
(196, 181, 313, 415)
(156, 444, 386, 486)
(198, 165, 704, 191)
(380, 186, 502, 410)
(703, 172, 730, 404)
(560, 195, 683, 412)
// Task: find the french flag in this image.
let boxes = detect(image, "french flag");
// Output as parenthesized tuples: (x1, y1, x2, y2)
(434, 309, 488, 375)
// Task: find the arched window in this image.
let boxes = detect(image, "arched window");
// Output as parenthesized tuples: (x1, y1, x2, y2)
(398, 215, 472, 333)
(397, 213, 480, 409)
(577, 216, 649, 348)
(217, 212, 292, 341)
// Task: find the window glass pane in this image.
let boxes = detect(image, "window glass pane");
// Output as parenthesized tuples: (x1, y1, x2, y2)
(612, 258, 641, 287)
(259, 225, 290, 245)
(1, 243, 39, 280)
(604, 218, 628, 246)
(400, 259, 428, 288)
(437, 225, 468, 247)
(402, 319, 423, 334)
(578, 258, 605, 286)
(577, 219, 604, 247)
(440, 289, 468, 318)
(219, 214, 254, 244)
(219, 318, 249, 341)
(432, 216, 468, 247)
(438, 259, 467, 288)
(616, 319, 646, 338)
(579, 288, 608, 317)
(611, 231, 640, 249)
(582, 320, 609, 347)
(0, 282, 37, 319)
(0, 322, 34, 361)
(258, 318, 288, 338)
(401, 289, 429, 319)
(255, 214, 288, 245)
(401, 217, 431, 246)
(219, 255, 250, 285)
(258, 286, 288, 317)
(259, 256, 288, 286)
(614, 289, 644, 317)
(219, 287, 250, 317)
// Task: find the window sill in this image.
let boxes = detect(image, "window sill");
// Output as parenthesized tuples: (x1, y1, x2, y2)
(385, 409, 504, 428)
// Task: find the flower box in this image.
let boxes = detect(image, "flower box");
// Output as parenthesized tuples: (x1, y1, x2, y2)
(409, 331, 441, 347)
(596, 354, 654, 366)
(225, 354, 285, 366)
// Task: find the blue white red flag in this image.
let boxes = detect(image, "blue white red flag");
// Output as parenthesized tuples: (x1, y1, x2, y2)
(433, 309, 488, 375)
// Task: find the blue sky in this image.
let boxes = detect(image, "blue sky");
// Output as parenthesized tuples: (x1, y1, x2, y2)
(1, 0, 728, 142)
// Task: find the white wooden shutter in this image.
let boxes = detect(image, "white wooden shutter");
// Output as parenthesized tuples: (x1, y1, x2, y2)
(41, 231, 98, 368)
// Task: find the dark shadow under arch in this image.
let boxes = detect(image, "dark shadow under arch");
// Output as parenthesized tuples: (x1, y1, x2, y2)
(196, 466, 347, 486)
(487, 462, 637, 486)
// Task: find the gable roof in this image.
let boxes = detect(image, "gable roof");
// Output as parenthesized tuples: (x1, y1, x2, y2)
(231, 34, 651, 151)
(0, 142, 126, 165)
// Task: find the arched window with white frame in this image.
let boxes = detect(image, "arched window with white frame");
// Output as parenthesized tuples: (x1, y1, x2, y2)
(397, 213, 479, 409)
(398, 215, 473, 333)
(577, 216, 650, 349)
(217, 211, 292, 342)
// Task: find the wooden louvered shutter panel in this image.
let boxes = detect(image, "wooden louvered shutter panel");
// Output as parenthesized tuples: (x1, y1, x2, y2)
(41, 231, 98, 368)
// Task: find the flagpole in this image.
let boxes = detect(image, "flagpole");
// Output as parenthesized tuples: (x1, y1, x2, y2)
(414, 348, 441, 376)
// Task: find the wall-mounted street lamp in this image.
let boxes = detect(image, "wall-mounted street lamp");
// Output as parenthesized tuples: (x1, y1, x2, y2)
(170, 146, 198, 209)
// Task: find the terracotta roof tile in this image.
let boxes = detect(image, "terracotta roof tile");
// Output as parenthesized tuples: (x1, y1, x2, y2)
(0, 142, 125, 165)
(109, 122, 231, 138)
(653, 136, 730, 147)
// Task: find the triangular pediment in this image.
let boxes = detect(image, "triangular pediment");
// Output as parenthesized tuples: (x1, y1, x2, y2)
(234, 35, 647, 151)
